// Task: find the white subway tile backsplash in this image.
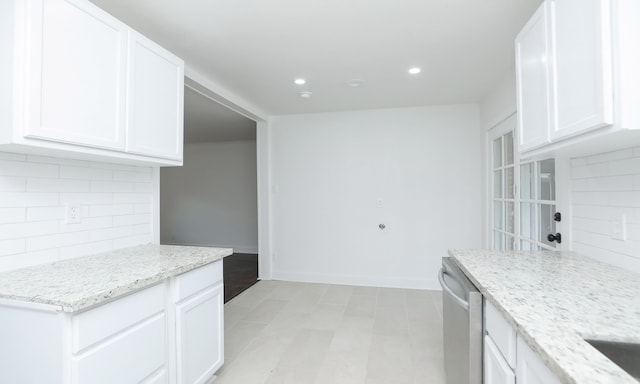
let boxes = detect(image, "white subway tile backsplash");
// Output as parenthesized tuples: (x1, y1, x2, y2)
(26, 155, 90, 167)
(113, 170, 152, 182)
(134, 203, 152, 214)
(134, 224, 150, 235)
(0, 192, 59, 207)
(0, 151, 155, 271)
(0, 249, 59, 272)
(59, 217, 113, 233)
(90, 180, 135, 193)
(0, 221, 59, 240)
(26, 231, 90, 252)
(0, 160, 58, 178)
(59, 240, 113, 261)
(571, 146, 640, 273)
(26, 206, 64, 222)
(89, 226, 135, 242)
(60, 165, 112, 180)
(113, 234, 151, 249)
(113, 193, 152, 204)
(60, 192, 113, 205)
(585, 148, 633, 164)
(0, 153, 26, 161)
(26, 178, 91, 193)
(113, 213, 151, 226)
(88, 204, 134, 217)
(0, 176, 26, 192)
(0, 208, 25, 224)
(0, 239, 25, 257)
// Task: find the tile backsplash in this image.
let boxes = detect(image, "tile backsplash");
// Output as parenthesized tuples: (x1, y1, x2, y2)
(571, 146, 640, 273)
(0, 151, 154, 272)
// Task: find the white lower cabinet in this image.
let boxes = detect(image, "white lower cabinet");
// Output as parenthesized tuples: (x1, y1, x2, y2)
(0, 260, 224, 384)
(176, 284, 224, 384)
(174, 261, 225, 384)
(516, 335, 562, 384)
(484, 336, 515, 384)
(484, 299, 561, 384)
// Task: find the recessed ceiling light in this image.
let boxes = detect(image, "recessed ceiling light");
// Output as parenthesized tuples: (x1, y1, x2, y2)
(299, 91, 312, 99)
(294, 78, 306, 85)
(408, 67, 421, 75)
(346, 79, 365, 87)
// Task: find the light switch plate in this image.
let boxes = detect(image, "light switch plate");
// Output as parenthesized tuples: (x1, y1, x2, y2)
(611, 215, 626, 241)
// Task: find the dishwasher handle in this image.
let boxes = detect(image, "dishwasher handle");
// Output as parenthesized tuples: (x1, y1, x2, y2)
(438, 267, 470, 311)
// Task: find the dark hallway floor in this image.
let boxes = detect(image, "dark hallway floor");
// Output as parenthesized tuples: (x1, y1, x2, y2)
(223, 253, 258, 303)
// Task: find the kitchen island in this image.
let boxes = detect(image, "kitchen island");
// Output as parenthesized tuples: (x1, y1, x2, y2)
(0, 244, 232, 384)
(450, 249, 640, 384)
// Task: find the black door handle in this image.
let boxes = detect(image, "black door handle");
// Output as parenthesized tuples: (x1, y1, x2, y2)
(547, 233, 562, 244)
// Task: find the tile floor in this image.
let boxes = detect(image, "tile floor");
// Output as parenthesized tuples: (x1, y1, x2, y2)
(214, 280, 445, 384)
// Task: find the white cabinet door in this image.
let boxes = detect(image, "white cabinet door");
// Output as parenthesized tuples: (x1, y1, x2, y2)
(516, 2, 553, 152)
(550, 0, 613, 140)
(516, 336, 562, 384)
(484, 336, 516, 384)
(175, 283, 224, 384)
(24, 0, 127, 150)
(126, 30, 184, 161)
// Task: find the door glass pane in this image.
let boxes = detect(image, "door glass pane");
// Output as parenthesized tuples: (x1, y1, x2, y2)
(494, 170, 502, 198)
(520, 203, 535, 240)
(493, 137, 502, 167)
(539, 204, 556, 247)
(505, 235, 515, 250)
(504, 132, 514, 165)
(505, 167, 514, 199)
(506, 202, 515, 233)
(520, 163, 533, 200)
(538, 159, 555, 201)
(494, 202, 504, 230)
(494, 231, 504, 250)
(521, 240, 533, 251)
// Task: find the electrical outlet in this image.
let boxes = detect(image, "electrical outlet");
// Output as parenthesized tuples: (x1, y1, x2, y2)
(65, 204, 82, 224)
(611, 215, 627, 241)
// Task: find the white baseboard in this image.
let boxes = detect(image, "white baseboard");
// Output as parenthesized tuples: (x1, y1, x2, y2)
(270, 270, 441, 290)
(161, 242, 258, 255)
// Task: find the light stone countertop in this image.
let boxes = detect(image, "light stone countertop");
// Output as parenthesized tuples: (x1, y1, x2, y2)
(0, 244, 232, 312)
(449, 249, 640, 384)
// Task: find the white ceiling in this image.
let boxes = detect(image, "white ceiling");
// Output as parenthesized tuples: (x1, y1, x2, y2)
(90, 0, 542, 141)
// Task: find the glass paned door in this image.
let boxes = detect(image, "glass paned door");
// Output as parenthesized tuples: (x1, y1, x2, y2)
(490, 122, 558, 252)
(519, 159, 557, 250)
(492, 132, 516, 250)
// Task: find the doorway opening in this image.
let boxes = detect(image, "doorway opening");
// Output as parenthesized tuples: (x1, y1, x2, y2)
(160, 83, 259, 302)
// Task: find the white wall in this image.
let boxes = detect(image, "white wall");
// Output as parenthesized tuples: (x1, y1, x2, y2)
(479, 70, 517, 131)
(570, 146, 640, 273)
(269, 105, 482, 289)
(0, 151, 154, 272)
(160, 140, 258, 253)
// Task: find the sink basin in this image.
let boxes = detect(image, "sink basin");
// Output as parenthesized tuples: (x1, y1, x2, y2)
(585, 339, 640, 381)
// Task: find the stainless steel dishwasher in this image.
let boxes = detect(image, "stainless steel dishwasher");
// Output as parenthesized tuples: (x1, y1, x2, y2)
(439, 257, 483, 384)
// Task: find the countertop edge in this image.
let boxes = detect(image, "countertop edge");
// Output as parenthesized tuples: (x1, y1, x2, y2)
(0, 245, 233, 312)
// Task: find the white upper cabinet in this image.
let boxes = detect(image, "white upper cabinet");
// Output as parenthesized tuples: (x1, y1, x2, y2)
(126, 31, 184, 161)
(550, 0, 613, 140)
(1, 0, 184, 165)
(26, 0, 128, 151)
(516, 0, 640, 157)
(515, 2, 553, 151)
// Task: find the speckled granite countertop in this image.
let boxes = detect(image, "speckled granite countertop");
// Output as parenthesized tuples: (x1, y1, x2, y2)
(0, 244, 232, 312)
(449, 249, 640, 384)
